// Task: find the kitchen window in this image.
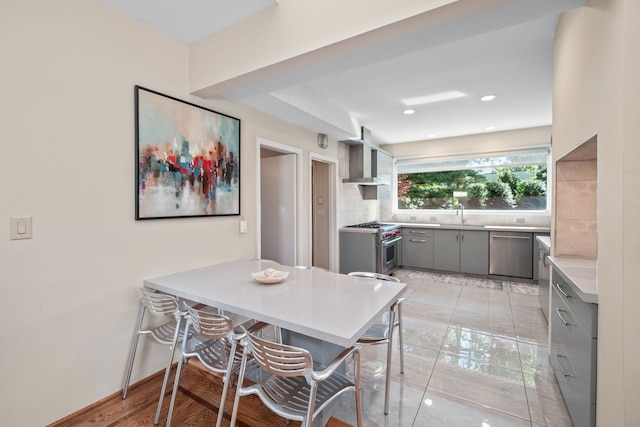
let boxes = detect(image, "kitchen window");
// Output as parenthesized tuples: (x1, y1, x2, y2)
(396, 148, 550, 211)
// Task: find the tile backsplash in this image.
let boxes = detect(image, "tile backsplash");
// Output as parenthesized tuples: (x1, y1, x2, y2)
(554, 136, 597, 259)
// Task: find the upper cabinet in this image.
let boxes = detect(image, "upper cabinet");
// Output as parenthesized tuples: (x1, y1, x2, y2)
(554, 136, 597, 259)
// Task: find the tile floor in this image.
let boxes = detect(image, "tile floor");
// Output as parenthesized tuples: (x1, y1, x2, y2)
(332, 269, 573, 427)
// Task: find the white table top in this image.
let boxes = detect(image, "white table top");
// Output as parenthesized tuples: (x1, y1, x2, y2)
(144, 259, 407, 347)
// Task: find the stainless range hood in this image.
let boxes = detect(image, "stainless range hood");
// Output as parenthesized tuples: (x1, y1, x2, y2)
(342, 127, 385, 185)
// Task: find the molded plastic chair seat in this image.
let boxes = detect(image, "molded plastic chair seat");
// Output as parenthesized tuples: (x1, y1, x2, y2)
(348, 271, 405, 415)
(122, 288, 193, 424)
(230, 330, 363, 427)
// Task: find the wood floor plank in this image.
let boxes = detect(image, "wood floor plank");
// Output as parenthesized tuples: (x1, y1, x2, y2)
(48, 362, 353, 427)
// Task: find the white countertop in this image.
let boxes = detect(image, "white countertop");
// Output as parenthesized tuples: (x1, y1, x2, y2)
(144, 259, 407, 348)
(549, 256, 598, 303)
(393, 222, 551, 233)
(536, 235, 551, 250)
(340, 223, 551, 234)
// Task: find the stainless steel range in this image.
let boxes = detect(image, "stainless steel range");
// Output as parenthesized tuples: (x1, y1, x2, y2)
(339, 222, 402, 275)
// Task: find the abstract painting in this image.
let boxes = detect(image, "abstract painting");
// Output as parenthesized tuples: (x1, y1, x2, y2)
(135, 86, 241, 219)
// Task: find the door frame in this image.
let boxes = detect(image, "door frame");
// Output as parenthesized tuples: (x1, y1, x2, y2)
(256, 137, 303, 264)
(309, 153, 338, 271)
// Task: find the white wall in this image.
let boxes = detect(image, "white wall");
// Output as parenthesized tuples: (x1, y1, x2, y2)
(0, 1, 332, 424)
(337, 142, 380, 226)
(553, 0, 640, 424)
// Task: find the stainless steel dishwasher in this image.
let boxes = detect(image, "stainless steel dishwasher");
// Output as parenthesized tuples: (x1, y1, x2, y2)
(489, 231, 533, 278)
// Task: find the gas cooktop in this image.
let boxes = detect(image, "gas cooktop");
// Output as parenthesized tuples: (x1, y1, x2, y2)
(347, 222, 395, 229)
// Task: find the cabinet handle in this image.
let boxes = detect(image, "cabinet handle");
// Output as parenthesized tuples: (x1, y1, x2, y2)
(556, 354, 575, 377)
(410, 239, 426, 243)
(555, 308, 575, 326)
(456, 234, 459, 243)
(409, 230, 427, 235)
(461, 232, 464, 241)
(555, 283, 572, 299)
(543, 254, 549, 268)
(538, 248, 544, 261)
(492, 235, 531, 240)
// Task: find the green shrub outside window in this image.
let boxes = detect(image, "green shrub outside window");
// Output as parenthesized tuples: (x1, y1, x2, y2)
(396, 149, 549, 211)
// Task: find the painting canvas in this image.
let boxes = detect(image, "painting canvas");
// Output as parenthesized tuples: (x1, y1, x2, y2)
(135, 86, 241, 219)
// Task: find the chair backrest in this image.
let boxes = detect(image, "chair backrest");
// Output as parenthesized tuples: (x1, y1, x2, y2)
(185, 305, 234, 340)
(348, 271, 400, 282)
(140, 288, 179, 316)
(246, 331, 313, 378)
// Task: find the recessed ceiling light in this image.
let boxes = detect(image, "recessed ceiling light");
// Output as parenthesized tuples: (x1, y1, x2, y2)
(403, 90, 467, 106)
(427, 134, 437, 138)
(485, 126, 496, 131)
(403, 109, 415, 115)
(481, 94, 497, 102)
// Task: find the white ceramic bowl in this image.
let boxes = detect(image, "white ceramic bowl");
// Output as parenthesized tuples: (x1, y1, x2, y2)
(252, 268, 289, 284)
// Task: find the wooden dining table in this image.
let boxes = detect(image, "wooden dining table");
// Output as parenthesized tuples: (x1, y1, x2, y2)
(143, 259, 407, 350)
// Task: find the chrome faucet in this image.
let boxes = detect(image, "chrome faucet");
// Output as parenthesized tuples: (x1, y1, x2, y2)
(457, 204, 466, 225)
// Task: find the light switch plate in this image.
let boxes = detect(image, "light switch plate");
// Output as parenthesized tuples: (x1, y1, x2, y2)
(10, 217, 32, 240)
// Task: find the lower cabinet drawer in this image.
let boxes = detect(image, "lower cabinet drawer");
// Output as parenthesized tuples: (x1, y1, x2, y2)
(551, 285, 597, 427)
(550, 346, 596, 427)
(401, 234, 434, 269)
(552, 270, 598, 337)
(551, 293, 597, 401)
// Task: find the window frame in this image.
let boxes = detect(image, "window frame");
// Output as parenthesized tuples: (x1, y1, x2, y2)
(393, 146, 551, 214)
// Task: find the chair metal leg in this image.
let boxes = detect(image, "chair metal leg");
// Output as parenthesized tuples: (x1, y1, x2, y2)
(397, 304, 405, 374)
(165, 320, 190, 427)
(302, 383, 319, 427)
(354, 349, 363, 427)
(229, 346, 250, 427)
(153, 317, 182, 425)
(384, 310, 396, 415)
(122, 304, 146, 399)
(215, 338, 239, 427)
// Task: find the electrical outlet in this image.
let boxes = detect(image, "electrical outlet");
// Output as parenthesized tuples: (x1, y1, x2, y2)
(516, 218, 525, 224)
(430, 216, 437, 222)
(410, 216, 417, 221)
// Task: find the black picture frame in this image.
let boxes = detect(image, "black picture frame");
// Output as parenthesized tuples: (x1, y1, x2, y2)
(135, 86, 241, 220)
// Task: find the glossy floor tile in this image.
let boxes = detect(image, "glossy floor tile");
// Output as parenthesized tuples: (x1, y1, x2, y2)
(332, 269, 572, 426)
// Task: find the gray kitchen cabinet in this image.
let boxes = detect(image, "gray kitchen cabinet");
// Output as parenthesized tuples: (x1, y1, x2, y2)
(537, 237, 551, 322)
(434, 229, 489, 275)
(533, 233, 551, 282)
(434, 229, 460, 272)
(550, 267, 597, 427)
(401, 228, 434, 269)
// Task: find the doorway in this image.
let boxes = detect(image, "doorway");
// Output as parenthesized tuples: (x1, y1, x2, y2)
(257, 138, 302, 265)
(310, 154, 338, 271)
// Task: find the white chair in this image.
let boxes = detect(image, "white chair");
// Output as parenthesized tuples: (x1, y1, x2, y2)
(122, 288, 192, 425)
(230, 330, 363, 427)
(165, 304, 264, 427)
(348, 271, 406, 415)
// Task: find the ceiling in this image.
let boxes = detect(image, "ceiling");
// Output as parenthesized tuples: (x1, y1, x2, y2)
(101, 0, 587, 145)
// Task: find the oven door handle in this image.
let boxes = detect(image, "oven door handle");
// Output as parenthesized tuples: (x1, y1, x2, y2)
(381, 236, 402, 247)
